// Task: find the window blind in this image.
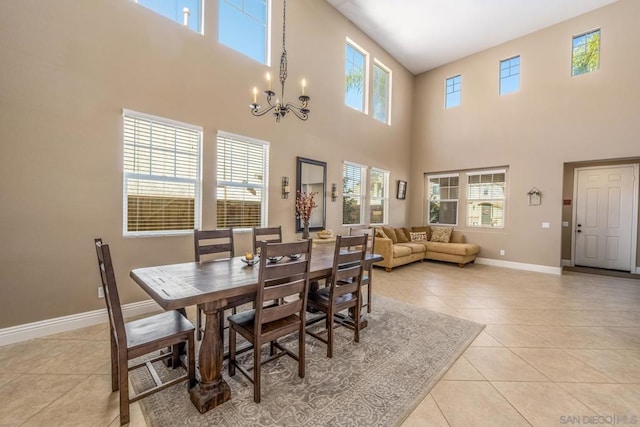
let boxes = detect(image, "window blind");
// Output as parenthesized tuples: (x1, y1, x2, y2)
(343, 161, 365, 225)
(216, 132, 269, 228)
(123, 111, 201, 235)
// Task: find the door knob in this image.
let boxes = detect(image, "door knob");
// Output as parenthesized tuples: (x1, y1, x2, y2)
(577, 230, 581, 233)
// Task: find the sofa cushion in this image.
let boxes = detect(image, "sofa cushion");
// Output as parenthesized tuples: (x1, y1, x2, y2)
(430, 226, 454, 243)
(411, 226, 432, 241)
(395, 227, 410, 243)
(392, 244, 412, 257)
(375, 228, 388, 239)
(410, 231, 427, 241)
(382, 226, 398, 244)
(425, 241, 480, 256)
(398, 242, 426, 254)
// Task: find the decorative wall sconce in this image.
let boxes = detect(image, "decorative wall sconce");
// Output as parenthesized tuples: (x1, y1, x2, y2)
(527, 187, 541, 205)
(282, 176, 290, 199)
(331, 183, 337, 202)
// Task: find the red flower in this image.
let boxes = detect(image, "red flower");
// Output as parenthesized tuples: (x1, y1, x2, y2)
(295, 191, 318, 223)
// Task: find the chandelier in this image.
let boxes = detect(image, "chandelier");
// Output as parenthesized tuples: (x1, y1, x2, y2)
(250, 0, 310, 122)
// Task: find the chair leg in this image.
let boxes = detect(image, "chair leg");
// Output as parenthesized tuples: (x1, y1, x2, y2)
(354, 299, 361, 344)
(187, 333, 196, 389)
(118, 353, 129, 425)
(171, 343, 180, 369)
(253, 342, 261, 403)
(327, 308, 334, 358)
(298, 327, 305, 378)
(228, 327, 236, 377)
(109, 335, 119, 392)
(367, 268, 373, 313)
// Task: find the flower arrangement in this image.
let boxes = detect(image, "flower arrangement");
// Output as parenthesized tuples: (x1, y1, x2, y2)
(295, 191, 318, 224)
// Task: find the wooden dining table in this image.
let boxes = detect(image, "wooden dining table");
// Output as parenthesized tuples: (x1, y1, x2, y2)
(129, 244, 382, 414)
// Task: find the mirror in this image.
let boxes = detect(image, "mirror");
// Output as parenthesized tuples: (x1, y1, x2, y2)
(296, 157, 326, 232)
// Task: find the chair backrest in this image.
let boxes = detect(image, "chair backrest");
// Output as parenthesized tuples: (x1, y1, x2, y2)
(94, 239, 127, 349)
(254, 240, 312, 337)
(329, 234, 368, 300)
(347, 227, 375, 254)
(252, 226, 282, 253)
(194, 229, 234, 262)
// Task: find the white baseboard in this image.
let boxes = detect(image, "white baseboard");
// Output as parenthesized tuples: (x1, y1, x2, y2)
(475, 257, 562, 276)
(0, 299, 161, 347)
(561, 259, 574, 267)
(635, 266, 640, 274)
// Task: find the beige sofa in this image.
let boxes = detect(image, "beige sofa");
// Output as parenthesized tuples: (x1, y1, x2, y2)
(373, 226, 480, 271)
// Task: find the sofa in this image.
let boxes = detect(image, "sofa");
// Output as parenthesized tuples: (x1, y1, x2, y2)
(373, 226, 480, 271)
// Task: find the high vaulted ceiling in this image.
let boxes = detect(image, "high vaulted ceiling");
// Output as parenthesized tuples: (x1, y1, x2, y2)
(326, 0, 619, 74)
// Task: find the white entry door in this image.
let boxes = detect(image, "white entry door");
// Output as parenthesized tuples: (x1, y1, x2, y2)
(575, 166, 637, 271)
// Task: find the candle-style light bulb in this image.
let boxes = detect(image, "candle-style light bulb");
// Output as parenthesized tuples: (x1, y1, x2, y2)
(301, 78, 306, 95)
(252, 87, 258, 104)
(266, 72, 271, 91)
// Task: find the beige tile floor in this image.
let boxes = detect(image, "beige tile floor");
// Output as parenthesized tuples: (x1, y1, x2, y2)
(1, 262, 639, 426)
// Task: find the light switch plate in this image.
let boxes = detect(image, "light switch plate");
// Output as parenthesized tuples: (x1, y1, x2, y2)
(542, 222, 550, 229)
(562, 221, 569, 227)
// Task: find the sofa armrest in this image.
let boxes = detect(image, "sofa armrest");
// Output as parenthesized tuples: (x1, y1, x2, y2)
(373, 236, 392, 266)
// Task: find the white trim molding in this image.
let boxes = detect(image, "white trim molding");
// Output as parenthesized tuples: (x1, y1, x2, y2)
(0, 300, 161, 347)
(561, 259, 574, 267)
(475, 257, 562, 275)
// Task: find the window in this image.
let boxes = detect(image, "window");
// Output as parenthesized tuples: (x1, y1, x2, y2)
(427, 174, 459, 226)
(370, 168, 389, 225)
(345, 39, 368, 112)
(572, 29, 600, 76)
(372, 60, 391, 124)
(343, 162, 366, 225)
(467, 170, 506, 228)
(500, 56, 520, 95)
(216, 132, 269, 228)
(445, 75, 462, 108)
(219, 0, 269, 64)
(135, 0, 202, 33)
(123, 110, 201, 236)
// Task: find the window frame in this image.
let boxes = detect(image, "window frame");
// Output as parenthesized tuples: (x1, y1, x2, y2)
(372, 59, 392, 125)
(369, 167, 389, 226)
(215, 131, 270, 229)
(445, 74, 462, 109)
(342, 161, 367, 226)
(345, 38, 369, 114)
(466, 169, 507, 229)
(571, 28, 600, 77)
(134, 0, 204, 33)
(218, 0, 271, 65)
(499, 55, 520, 96)
(122, 109, 202, 237)
(426, 173, 459, 226)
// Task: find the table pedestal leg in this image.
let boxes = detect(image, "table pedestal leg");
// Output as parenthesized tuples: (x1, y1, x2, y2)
(189, 303, 230, 413)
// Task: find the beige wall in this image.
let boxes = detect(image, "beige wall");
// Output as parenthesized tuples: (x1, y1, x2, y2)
(410, 0, 640, 268)
(0, 0, 414, 327)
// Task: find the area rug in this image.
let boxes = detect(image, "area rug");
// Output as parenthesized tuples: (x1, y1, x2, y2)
(132, 295, 484, 426)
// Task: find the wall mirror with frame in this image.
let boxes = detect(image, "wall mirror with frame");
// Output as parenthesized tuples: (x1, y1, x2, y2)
(296, 157, 326, 232)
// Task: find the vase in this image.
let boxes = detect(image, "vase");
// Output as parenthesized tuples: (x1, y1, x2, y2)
(302, 222, 310, 239)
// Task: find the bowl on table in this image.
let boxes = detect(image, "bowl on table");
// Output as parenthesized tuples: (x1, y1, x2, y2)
(315, 230, 333, 239)
(267, 256, 284, 263)
(241, 253, 259, 266)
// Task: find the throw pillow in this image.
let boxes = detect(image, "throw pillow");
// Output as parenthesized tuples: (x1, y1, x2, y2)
(430, 226, 454, 243)
(381, 226, 398, 244)
(395, 227, 410, 243)
(375, 228, 388, 239)
(412, 226, 432, 241)
(402, 227, 413, 241)
(410, 231, 427, 241)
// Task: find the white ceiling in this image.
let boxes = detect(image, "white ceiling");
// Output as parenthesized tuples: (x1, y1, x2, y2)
(326, 0, 619, 74)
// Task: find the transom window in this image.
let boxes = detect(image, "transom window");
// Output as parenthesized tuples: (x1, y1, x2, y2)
(342, 162, 366, 225)
(467, 170, 506, 228)
(445, 75, 462, 109)
(572, 29, 600, 76)
(123, 110, 202, 236)
(372, 60, 391, 124)
(134, 0, 202, 33)
(427, 174, 459, 226)
(370, 168, 389, 225)
(345, 39, 368, 113)
(219, 0, 269, 64)
(216, 132, 269, 228)
(500, 56, 520, 95)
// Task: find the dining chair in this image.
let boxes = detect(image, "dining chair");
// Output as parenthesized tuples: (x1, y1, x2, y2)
(227, 239, 312, 403)
(252, 226, 282, 253)
(306, 234, 368, 358)
(194, 229, 254, 340)
(94, 239, 196, 425)
(348, 226, 375, 313)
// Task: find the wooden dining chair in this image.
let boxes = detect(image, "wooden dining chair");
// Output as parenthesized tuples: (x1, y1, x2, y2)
(194, 229, 254, 340)
(94, 239, 196, 425)
(252, 226, 282, 253)
(348, 226, 375, 313)
(306, 234, 367, 358)
(227, 239, 312, 403)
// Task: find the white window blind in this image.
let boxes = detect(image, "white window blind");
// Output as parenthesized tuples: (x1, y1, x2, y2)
(467, 169, 506, 228)
(343, 161, 366, 225)
(370, 168, 389, 225)
(216, 132, 269, 228)
(123, 110, 201, 236)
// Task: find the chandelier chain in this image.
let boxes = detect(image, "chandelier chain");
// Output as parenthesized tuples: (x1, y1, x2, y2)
(280, 0, 287, 85)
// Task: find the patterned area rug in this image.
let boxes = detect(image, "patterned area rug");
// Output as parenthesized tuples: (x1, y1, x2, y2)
(132, 295, 484, 426)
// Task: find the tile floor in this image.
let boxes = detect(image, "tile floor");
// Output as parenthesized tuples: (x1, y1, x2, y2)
(1, 261, 639, 426)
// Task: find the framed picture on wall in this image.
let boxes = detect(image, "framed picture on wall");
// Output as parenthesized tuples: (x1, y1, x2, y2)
(397, 180, 407, 199)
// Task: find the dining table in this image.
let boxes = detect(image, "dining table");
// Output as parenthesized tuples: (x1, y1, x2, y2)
(129, 244, 383, 414)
